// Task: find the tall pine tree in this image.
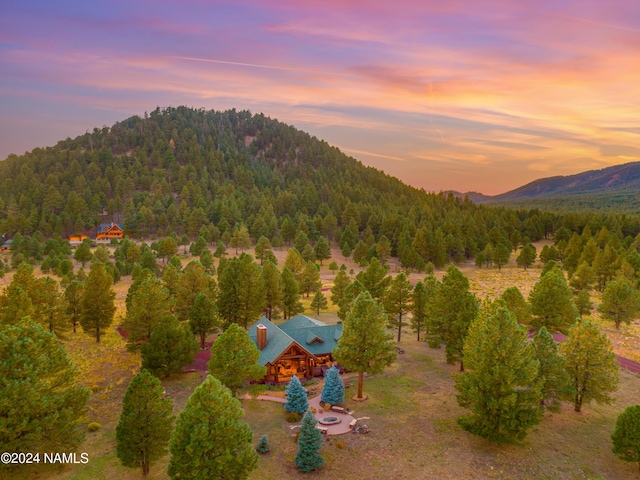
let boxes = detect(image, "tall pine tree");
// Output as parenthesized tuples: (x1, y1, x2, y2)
(168, 375, 258, 480)
(295, 410, 324, 472)
(116, 369, 174, 476)
(455, 306, 542, 443)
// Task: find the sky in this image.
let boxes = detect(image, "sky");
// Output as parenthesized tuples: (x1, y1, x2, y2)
(1, 1, 639, 195)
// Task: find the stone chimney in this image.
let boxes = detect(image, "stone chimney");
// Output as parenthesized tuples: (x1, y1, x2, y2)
(257, 324, 267, 350)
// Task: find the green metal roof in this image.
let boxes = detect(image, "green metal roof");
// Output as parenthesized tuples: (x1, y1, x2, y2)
(248, 316, 342, 365)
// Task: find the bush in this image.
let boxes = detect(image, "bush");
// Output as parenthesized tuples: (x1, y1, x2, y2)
(286, 411, 301, 423)
(256, 435, 270, 453)
(335, 440, 345, 449)
(88, 422, 101, 432)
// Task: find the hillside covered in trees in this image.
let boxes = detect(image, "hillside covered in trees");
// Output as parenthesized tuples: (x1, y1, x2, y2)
(2, 106, 640, 269)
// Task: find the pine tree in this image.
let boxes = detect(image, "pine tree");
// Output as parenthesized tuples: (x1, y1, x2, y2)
(560, 320, 619, 412)
(217, 254, 265, 328)
(314, 236, 331, 265)
(0, 319, 89, 453)
(295, 410, 324, 472)
(410, 280, 431, 341)
(384, 272, 413, 342)
(598, 277, 640, 329)
(376, 235, 392, 265)
(207, 323, 266, 396)
(74, 239, 93, 266)
(79, 262, 116, 343)
(256, 435, 270, 454)
(301, 261, 321, 297)
(333, 291, 397, 399)
(116, 369, 174, 476)
(189, 293, 219, 349)
(331, 269, 351, 317)
(493, 243, 510, 270)
(124, 276, 174, 350)
(321, 365, 344, 405)
(501, 286, 532, 325)
(285, 375, 308, 415)
(529, 267, 578, 334)
(611, 404, 640, 472)
(426, 265, 478, 369)
(532, 327, 569, 411)
(254, 236, 272, 265)
(174, 260, 217, 322)
(262, 260, 283, 320)
(356, 257, 390, 301)
(455, 307, 542, 443)
(575, 290, 592, 318)
(168, 375, 258, 480)
(310, 289, 328, 315)
(141, 315, 198, 378)
(281, 267, 304, 319)
(516, 243, 536, 270)
(64, 279, 84, 333)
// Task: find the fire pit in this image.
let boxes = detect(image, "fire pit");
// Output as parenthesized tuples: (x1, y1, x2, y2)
(318, 416, 342, 425)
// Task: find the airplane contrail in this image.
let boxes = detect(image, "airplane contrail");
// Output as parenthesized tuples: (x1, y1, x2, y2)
(169, 56, 356, 77)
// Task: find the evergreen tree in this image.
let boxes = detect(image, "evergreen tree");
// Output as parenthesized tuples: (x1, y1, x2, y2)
(331, 269, 351, 316)
(529, 267, 578, 334)
(560, 320, 619, 412)
(300, 261, 321, 298)
(174, 261, 217, 322)
(256, 435, 270, 454)
(455, 307, 542, 443)
(230, 225, 251, 254)
(199, 248, 214, 274)
(338, 279, 366, 321)
(0, 320, 89, 453)
(532, 327, 569, 411)
(213, 240, 227, 258)
(384, 272, 413, 342)
(321, 365, 344, 405)
(218, 253, 266, 328)
(501, 286, 532, 325)
(611, 404, 640, 472)
(598, 277, 640, 329)
(141, 315, 198, 378)
(207, 323, 266, 396)
(74, 239, 93, 266)
(284, 375, 308, 415)
(493, 243, 510, 270)
(116, 369, 174, 476)
(124, 276, 174, 350)
(569, 262, 596, 292)
(575, 290, 592, 318)
(64, 279, 84, 333)
(310, 289, 328, 315)
(168, 375, 258, 480)
(189, 293, 219, 349)
(314, 236, 331, 265)
(79, 262, 116, 343)
(284, 248, 306, 285)
(261, 260, 283, 320)
(254, 236, 272, 265)
(333, 291, 397, 399)
(281, 267, 304, 319)
(410, 280, 432, 341)
(376, 235, 392, 265)
(295, 410, 325, 472)
(426, 265, 478, 369)
(356, 257, 390, 301)
(516, 243, 536, 270)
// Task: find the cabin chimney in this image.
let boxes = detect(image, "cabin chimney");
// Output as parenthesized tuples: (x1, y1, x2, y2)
(257, 324, 267, 350)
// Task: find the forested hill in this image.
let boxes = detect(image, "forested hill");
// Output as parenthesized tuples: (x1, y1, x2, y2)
(1, 106, 639, 267)
(479, 162, 640, 212)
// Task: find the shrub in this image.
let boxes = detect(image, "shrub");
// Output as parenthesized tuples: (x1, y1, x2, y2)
(88, 422, 101, 432)
(256, 435, 270, 454)
(335, 440, 345, 449)
(286, 411, 301, 423)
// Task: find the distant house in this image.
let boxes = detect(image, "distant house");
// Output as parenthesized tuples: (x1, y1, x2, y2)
(67, 233, 89, 246)
(96, 223, 124, 241)
(247, 315, 342, 384)
(0, 238, 12, 252)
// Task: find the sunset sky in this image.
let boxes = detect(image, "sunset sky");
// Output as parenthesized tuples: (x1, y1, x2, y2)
(1, 1, 639, 195)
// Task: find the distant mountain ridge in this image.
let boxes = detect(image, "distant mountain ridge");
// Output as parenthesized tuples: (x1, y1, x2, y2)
(449, 162, 640, 211)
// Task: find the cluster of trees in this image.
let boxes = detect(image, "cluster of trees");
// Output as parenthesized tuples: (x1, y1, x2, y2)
(6, 106, 640, 279)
